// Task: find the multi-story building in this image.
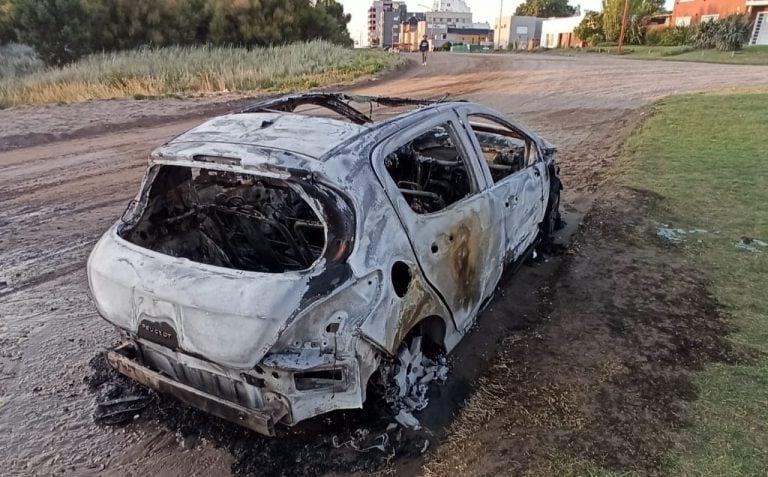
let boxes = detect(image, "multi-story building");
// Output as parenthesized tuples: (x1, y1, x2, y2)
(367, 1, 405, 48)
(397, 0, 494, 51)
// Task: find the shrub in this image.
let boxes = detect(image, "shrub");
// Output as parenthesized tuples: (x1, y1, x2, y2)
(625, 15, 647, 45)
(0, 43, 44, 78)
(575, 10, 605, 46)
(714, 14, 751, 51)
(644, 29, 662, 46)
(691, 18, 719, 49)
(442, 41, 453, 51)
(658, 25, 693, 46)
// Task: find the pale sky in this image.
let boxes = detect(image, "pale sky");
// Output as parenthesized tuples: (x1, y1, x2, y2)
(340, 0, 673, 46)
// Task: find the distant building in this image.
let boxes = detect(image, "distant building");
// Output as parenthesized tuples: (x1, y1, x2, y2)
(540, 14, 586, 48)
(431, 0, 471, 13)
(750, 1, 768, 44)
(367, 1, 405, 48)
(396, 0, 494, 51)
(669, 0, 767, 45)
(495, 16, 543, 49)
(671, 0, 745, 26)
(446, 27, 495, 45)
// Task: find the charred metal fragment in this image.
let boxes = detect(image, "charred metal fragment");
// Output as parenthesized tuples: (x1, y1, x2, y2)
(237, 92, 452, 125)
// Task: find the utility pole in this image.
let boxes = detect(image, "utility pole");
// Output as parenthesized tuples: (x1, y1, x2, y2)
(617, 0, 630, 54)
(497, 0, 504, 49)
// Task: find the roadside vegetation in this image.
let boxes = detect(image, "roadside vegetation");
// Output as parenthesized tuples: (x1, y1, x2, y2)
(0, 1, 389, 108)
(0, 0, 354, 65)
(0, 41, 400, 108)
(620, 90, 768, 475)
(423, 90, 768, 476)
(570, 2, 759, 63)
(557, 44, 768, 64)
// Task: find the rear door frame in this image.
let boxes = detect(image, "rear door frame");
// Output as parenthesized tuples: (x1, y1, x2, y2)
(369, 108, 504, 333)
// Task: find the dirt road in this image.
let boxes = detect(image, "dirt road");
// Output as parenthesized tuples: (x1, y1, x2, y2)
(1, 53, 767, 476)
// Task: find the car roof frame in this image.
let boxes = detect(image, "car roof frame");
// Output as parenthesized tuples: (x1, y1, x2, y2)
(236, 92, 456, 125)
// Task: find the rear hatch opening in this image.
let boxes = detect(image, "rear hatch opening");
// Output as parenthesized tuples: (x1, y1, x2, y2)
(119, 165, 329, 273)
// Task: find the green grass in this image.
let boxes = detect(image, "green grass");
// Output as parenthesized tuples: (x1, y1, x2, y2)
(551, 45, 768, 65)
(0, 41, 402, 108)
(619, 91, 768, 475)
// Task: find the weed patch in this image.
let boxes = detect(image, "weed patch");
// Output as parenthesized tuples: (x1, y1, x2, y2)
(0, 41, 402, 108)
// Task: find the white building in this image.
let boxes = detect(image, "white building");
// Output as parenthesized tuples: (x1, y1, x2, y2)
(431, 0, 471, 13)
(540, 13, 586, 48)
(495, 16, 543, 49)
(426, 11, 472, 28)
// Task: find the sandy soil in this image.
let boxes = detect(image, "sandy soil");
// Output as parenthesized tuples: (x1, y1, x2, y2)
(1, 53, 767, 477)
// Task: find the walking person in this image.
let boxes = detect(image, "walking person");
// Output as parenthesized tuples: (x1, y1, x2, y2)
(419, 35, 430, 66)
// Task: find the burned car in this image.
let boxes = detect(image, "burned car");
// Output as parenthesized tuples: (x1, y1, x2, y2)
(87, 93, 562, 436)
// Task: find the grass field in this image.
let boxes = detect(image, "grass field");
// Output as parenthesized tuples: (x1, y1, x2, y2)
(0, 41, 402, 108)
(620, 90, 768, 474)
(553, 45, 768, 65)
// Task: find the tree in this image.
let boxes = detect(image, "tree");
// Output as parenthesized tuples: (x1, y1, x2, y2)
(515, 0, 575, 18)
(4, 0, 354, 64)
(574, 10, 604, 45)
(0, 0, 15, 43)
(303, 0, 353, 47)
(12, 0, 91, 64)
(602, 0, 663, 42)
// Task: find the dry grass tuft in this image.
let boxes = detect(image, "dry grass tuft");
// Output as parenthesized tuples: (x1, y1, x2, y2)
(423, 333, 586, 477)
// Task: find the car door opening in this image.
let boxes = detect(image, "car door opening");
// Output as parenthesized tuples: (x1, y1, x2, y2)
(384, 125, 473, 214)
(468, 115, 534, 184)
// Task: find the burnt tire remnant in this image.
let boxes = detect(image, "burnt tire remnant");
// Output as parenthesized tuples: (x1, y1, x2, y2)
(85, 353, 434, 477)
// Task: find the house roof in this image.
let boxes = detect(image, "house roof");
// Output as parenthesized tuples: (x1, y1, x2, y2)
(447, 27, 493, 35)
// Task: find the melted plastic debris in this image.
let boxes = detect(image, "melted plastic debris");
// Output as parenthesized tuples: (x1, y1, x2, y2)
(332, 429, 391, 453)
(657, 225, 717, 243)
(394, 409, 422, 430)
(736, 237, 768, 253)
(94, 395, 153, 426)
(385, 337, 449, 430)
(657, 226, 689, 242)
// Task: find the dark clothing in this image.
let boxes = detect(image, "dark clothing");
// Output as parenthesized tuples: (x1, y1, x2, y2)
(419, 40, 429, 52)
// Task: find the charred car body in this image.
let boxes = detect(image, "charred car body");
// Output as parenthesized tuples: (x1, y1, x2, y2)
(88, 93, 562, 436)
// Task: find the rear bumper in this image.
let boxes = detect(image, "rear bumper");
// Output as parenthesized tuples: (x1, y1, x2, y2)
(106, 344, 281, 436)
